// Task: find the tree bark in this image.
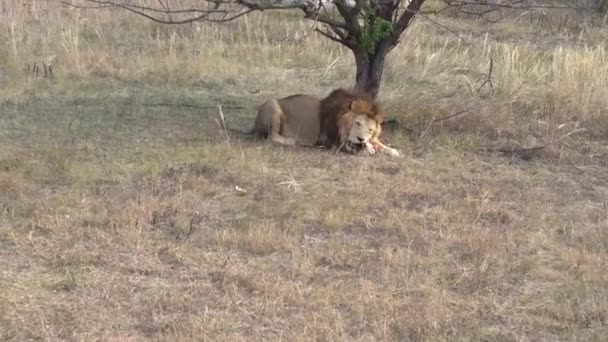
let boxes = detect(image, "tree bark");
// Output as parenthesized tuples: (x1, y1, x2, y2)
(353, 47, 390, 99)
(351, 0, 425, 98)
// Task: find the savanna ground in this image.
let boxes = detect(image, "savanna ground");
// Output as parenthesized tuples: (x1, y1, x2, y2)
(1, 0, 608, 340)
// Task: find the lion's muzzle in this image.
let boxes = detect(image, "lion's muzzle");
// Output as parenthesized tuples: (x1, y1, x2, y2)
(345, 140, 366, 152)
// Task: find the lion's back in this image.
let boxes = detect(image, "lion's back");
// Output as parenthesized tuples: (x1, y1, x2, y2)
(278, 94, 322, 146)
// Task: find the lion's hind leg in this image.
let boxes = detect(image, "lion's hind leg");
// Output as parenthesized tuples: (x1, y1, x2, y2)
(261, 99, 295, 146)
(270, 134, 296, 146)
(254, 99, 293, 145)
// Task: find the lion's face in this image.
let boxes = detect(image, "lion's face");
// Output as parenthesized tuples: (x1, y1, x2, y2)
(345, 114, 381, 151)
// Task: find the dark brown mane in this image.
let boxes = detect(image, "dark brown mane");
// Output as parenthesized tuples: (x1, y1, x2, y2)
(317, 88, 384, 148)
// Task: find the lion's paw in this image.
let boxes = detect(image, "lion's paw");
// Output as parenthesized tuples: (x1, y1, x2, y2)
(364, 143, 377, 155)
(282, 138, 296, 146)
(387, 148, 400, 157)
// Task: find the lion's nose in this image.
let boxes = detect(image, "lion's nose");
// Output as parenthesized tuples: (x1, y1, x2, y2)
(357, 137, 365, 143)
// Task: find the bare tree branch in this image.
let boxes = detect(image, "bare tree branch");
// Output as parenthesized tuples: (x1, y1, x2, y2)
(67, 0, 352, 29)
(61, 0, 589, 98)
(58, 1, 112, 10)
(66, 0, 322, 24)
(67, 0, 221, 14)
(416, 11, 468, 43)
(493, 128, 586, 160)
(315, 27, 351, 46)
(383, 0, 426, 49)
(447, 0, 581, 11)
(334, 0, 362, 37)
(63, 0, 232, 24)
(303, 12, 348, 29)
(444, 0, 587, 20)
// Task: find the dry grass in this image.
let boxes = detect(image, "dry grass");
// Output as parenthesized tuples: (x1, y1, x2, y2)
(1, 0, 608, 340)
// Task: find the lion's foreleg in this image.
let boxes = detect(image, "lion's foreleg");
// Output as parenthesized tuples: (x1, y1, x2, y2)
(335, 122, 352, 154)
(371, 138, 400, 157)
(317, 118, 329, 147)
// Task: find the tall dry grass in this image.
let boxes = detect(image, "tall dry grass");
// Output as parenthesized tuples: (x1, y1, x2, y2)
(2, 0, 607, 135)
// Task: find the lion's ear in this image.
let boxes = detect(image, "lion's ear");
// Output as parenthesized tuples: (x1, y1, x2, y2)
(349, 100, 357, 111)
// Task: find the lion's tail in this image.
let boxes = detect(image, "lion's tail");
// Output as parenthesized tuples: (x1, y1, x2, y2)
(225, 126, 256, 137)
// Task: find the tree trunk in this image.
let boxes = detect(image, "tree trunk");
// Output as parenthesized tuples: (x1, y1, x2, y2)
(348, 0, 424, 98)
(353, 44, 392, 99)
(601, 0, 608, 14)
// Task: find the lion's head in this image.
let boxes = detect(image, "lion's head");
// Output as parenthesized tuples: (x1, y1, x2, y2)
(319, 89, 384, 152)
(337, 98, 384, 153)
(347, 114, 381, 148)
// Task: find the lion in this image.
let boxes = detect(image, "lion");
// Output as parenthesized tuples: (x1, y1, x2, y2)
(318, 88, 400, 157)
(231, 88, 400, 157)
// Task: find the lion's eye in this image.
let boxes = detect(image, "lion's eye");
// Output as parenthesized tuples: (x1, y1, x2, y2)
(369, 128, 373, 133)
(356, 121, 362, 127)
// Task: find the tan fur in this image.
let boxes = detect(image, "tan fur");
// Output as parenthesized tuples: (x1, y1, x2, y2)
(251, 94, 322, 146)
(246, 89, 400, 157)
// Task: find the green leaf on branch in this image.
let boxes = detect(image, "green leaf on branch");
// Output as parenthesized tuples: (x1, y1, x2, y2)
(359, 11, 394, 54)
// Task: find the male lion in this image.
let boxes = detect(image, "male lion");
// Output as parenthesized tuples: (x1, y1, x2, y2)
(232, 89, 400, 157)
(318, 88, 400, 157)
